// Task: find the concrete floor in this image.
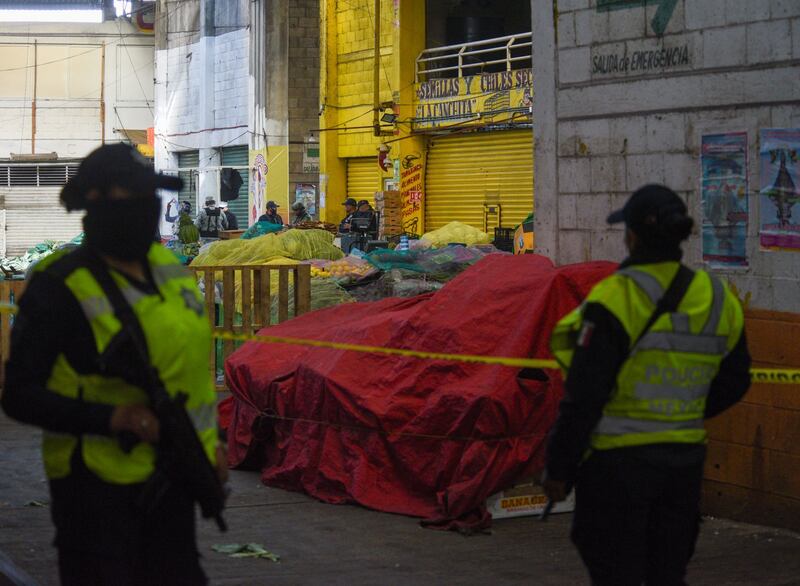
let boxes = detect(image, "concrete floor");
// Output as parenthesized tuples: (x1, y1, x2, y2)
(2, 413, 799, 585)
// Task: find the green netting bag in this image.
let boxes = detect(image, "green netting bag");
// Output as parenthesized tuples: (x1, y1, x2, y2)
(241, 221, 284, 240)
(277, 229, 344, 261)
(270, 277, 355, 321)
(364, 249, 424, 272)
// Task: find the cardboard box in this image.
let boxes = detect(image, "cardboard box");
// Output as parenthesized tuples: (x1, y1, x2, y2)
(486, 479, 575, 520)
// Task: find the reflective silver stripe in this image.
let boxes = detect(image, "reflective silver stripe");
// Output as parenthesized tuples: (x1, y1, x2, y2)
(152, 263, 191, 287)
(702, 275, 725, 335)
(636, 331, 728, 355)
(594, 415, 704, 436)
(121, 286, 147, 307)
(634, 382, 710, 401)
(188, 402, 217, 431)
(80, 296, 113, 319)
(671, 312, 690, 333)
(618, 268, 664, 305)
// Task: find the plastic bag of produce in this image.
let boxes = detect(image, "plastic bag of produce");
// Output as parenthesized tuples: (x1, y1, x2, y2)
(326, 255, 379, 283)
(420, 221, 491, 248)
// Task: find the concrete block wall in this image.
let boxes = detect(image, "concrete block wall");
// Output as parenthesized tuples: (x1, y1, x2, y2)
(533, 0, 800, 313)
(335, 0, 394, 157)
(155, 27, 249, 153)
(289, 0, 321, 201)
(214, 30, 249, 130)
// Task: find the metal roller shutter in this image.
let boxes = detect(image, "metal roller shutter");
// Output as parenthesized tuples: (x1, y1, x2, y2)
(5, 187, 84, 256)
(424, 130, 534, 232)
(177, 150, 199, 213)
(221, 145, 249, 228)
(346, 158, 381, 208)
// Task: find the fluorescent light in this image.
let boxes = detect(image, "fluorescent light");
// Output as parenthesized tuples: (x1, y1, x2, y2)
(0, 9, 104, 24)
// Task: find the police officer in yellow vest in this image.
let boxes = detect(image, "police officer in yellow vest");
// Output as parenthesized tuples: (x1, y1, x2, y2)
(543, 185, 751, 586)
(2, 144, 226, 586)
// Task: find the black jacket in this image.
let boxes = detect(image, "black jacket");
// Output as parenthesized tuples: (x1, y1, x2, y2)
(224, 210, 239, 230)
(258, 212, 283, 226)
(544, 250, 752, 484)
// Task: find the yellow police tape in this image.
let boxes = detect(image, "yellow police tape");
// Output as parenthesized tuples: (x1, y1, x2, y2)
(3, 303, 799, 384)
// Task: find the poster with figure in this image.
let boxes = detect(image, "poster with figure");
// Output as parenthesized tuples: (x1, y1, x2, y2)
(759, 128, 800, 251)
(294, 184, 317, 218)
(701, 132, 749, 268)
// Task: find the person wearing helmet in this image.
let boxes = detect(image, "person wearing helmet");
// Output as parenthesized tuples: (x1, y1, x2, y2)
(290, 201, 312, 226)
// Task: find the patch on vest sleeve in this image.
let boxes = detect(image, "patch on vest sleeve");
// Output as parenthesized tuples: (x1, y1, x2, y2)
(577, 322, 596, 348)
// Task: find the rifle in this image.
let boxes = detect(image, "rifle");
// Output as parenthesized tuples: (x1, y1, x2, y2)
(87, 254, 228, 532)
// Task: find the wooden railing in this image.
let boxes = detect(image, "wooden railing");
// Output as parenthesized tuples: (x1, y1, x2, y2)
(0, 280, 27, 385)
(190, 264, 312, 389)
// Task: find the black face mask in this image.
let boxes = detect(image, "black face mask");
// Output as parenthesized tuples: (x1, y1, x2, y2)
(83, 197, 161, 261)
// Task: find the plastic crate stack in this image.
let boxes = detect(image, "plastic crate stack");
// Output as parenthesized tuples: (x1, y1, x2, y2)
(493, 227, 515, 252)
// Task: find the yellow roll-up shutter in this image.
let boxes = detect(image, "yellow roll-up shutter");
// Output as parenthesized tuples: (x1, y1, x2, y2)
(346, 158, 381, 207)
(425, 130, 534, 232)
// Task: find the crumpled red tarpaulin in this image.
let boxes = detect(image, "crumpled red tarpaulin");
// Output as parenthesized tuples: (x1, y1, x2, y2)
(222, 254, 616, 532)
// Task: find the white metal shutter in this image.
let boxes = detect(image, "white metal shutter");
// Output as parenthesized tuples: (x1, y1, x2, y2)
(5, 187, 84, 256)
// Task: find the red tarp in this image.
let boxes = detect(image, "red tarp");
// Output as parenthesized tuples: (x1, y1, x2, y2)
(222, 254, 616, 532)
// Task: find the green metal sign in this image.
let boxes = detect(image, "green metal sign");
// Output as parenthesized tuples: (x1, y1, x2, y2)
(597, 0, 678, 36)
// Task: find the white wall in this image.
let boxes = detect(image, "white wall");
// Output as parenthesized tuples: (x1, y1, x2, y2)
(532, 0, 800, 313)
(0, 20, 154, 159)
(153, 28, 249, 166)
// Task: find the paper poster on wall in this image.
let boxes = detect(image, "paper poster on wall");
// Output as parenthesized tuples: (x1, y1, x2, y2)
(700, 132, 749, 268)
(249, 151, 268, 225)
(294, 183, 317, 217)
(759, 128, 800, 251)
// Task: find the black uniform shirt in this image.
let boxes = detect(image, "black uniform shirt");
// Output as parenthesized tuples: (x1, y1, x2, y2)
(545, 250, 752, 484)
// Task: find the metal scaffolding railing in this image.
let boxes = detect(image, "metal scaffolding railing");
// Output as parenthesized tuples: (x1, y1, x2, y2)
(415, 32, 532, 82)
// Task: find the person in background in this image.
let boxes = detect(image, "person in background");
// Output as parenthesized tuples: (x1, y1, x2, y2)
(194, 196, 228, 238)
(338, 198, 358, 234)
(290, 202, 312, 226)
(166, 200, 192, 236)
(257, 200, 284, 226)
(352, 199, 377, 236)
(1, 143, 225, 586)
(543, 184, 751, 586)
(220, 203, 238, 230)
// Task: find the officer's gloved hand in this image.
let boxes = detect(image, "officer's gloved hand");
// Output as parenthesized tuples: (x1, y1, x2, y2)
(110, 404, 160, 443)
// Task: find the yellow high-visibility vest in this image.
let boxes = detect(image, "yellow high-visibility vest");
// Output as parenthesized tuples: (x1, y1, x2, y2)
(35, 244, 217, 483)
(550, 262, 744, 450)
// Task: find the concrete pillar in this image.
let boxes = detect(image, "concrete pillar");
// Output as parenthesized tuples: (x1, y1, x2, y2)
(530, 0, 558, 261)
(264, 0, 290, 212)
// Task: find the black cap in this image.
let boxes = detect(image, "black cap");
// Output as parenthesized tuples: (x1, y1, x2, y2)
(607, 184, 687, 232)
(343, 198, 357, 207)
(266, 200, 279, 209)
(61, 143, 183, 211)
(357, 199, 369, 207)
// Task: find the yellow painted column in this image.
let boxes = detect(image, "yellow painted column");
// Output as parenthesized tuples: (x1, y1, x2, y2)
(394, 0, 427, 236)
(319, 0, 346, 224)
